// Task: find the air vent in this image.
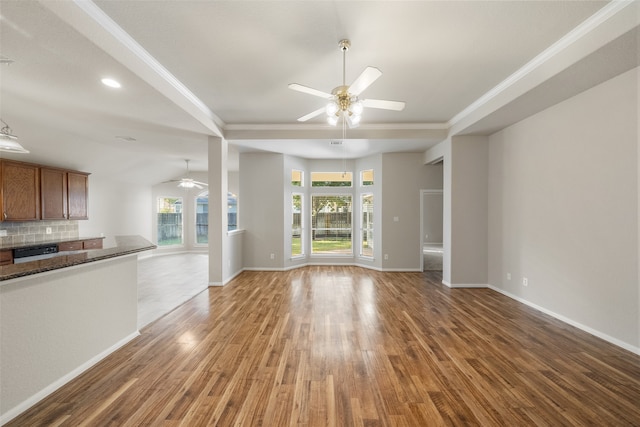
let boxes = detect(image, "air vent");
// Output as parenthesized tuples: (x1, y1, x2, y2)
(330, 140, 342, 145)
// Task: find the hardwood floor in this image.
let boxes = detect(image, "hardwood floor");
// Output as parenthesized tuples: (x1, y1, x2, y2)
(7, 267, 640, 426)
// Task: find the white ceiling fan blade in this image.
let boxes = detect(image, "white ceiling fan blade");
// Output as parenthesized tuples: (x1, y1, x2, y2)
(349, 67, 382, 96)
(192, 180, 208, 186)
(288, 83, 332, 99)
(362, 98, 406, 111)
(297, 107, 326, 122)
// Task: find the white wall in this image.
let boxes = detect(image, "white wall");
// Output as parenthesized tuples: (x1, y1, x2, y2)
(381, 153, 443, 271)
(78, 176, 152, 247)
(0, 255, 139, 423)
(488, 66, 639, 350)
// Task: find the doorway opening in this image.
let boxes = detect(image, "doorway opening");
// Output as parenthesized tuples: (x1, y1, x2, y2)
(420, 190, 443, 271)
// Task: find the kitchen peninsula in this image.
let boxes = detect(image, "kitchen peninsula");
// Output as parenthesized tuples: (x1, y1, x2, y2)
(0, 235, 155, 424)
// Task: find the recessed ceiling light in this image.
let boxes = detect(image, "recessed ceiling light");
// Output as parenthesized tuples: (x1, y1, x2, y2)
(101, 78, 121, 88)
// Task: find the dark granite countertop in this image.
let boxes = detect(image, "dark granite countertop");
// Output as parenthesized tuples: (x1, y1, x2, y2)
(0, 236, 105, 251)
(0, 235, 156, 282)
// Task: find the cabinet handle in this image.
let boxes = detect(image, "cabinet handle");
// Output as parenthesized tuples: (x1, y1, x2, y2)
(3, 212, 6, 220)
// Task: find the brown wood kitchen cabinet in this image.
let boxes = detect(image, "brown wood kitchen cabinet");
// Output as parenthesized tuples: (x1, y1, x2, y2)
(40, 167, 68, 220)
(40, 167, 89, 220)
(1, 160, 40, 221)
(58, 238, 103, 252)
(1, 160, 89, 222)
(0, 249, 13, 266)
(67, 172, 89, 220)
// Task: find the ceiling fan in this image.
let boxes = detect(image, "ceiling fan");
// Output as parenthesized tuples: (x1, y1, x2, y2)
(289, 39, 405, 127)
(163, 159, 208, 189)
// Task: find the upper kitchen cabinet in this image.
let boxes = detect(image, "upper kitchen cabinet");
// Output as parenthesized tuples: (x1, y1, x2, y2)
(1, 160, 41, 221)
(0, 160, 89, 222)
(67, 172, 89, 220)
(41, 167, 68, 220)
(40, 168, 89, 220)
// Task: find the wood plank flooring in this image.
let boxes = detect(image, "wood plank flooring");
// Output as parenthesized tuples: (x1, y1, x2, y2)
(7, 267, 640, 426)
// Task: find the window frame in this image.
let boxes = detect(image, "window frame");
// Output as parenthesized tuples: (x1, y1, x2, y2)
(156, 196, 184, 247)
(310, 171, 353, 188)
(360, 169, 374, 187)
(360, 193, 374, 259)
(291, 192, 304, 258)
(310, 193, 353, 256)
(194, 191, 208, 246)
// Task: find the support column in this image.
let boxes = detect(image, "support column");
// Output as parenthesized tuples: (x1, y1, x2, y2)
(208, 136, 228, 286)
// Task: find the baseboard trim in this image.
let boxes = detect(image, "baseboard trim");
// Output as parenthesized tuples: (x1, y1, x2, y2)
(1, 331, 140, 426)
(207, 269, 245, 287)
(442, 280, 488, 289)
(488, 285, 640, 356)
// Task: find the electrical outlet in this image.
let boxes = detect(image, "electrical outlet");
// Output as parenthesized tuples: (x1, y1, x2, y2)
(523, 277, 528, 287)
(506, 273, 511, 280)
(0, 230, 6, 237)
(270, 253, 275, 260)
(46, 227, 52, 234)
(384, 254, 389, 260)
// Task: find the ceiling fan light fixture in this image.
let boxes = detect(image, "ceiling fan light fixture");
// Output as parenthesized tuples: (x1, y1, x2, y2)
(178, 180, 196, 188)
(0, 119, 29, 153)
(347, 113, 361, 128)
(327, 115, 339, 126)
(325, 101, 339, 116)
(350, 99, 364, 116)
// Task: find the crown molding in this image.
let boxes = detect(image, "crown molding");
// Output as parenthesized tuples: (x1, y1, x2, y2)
(448, 0, 638, 131)
(42, 0, 225, 137)
(223, 122, 448, 132)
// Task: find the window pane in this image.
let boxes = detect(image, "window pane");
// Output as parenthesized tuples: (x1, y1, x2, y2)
(291, 170, 303, 187)
(311, 195, 352, 254)
(292, 194, 303, 257)
(196, 195, 208, 244)
(361, 169, 374, 186)
(228, 192, 238, 231)
(157, 197, 183, 246)
(361, 194, 374, 257)
(311, 172, 352, 187)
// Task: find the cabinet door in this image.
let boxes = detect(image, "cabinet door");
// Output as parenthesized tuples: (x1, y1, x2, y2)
(41, 168, 68, 220)
(1, 160, 40, 221)
(68, 172, 89, 220)
(82, 239, 103, 250)
(0, 249, 13, 265)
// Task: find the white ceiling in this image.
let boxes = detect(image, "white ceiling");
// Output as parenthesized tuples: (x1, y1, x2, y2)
(0, 1, 637, 185)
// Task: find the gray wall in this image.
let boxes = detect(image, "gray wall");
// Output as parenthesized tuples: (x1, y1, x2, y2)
(488, 66, 639, 349)
(381, 153, 443, 270)
(239, 152, 285, 269)
(450, 136, 489, 286)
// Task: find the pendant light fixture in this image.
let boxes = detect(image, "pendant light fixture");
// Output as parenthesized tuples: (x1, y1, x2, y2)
(0, 119, 29, 153)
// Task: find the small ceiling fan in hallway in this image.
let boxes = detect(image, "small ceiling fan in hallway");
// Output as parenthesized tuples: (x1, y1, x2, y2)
(289, 39, 405, 127)
(163, 159, 208, 189)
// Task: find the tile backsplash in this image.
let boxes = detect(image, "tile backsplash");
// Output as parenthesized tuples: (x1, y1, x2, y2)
(0, 220, 79, 246)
